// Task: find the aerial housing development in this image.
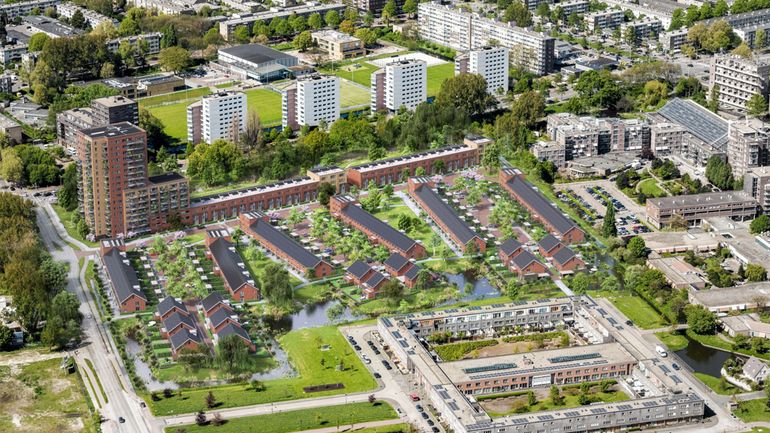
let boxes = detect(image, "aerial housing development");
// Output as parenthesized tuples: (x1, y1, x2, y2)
(6, 0, 770, 432)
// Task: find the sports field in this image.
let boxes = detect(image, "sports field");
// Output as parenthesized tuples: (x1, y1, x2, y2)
(340, 79, 371, 107)
(427, 63, 454, 97)
(244, 87, 282, 125)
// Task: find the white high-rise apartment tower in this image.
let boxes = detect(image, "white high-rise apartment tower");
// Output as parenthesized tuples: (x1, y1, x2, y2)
(297, 75, 340, 127)
(385, 59, 427, 112)
(201, 91, 247, 144)
(455, 46, 510, 95)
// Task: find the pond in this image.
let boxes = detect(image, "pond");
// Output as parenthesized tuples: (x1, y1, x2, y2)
(674, 333, 746, 377)
(267, 300, 366, 333)
(125, 338, 179, 392)
(439, 272, 499, 305)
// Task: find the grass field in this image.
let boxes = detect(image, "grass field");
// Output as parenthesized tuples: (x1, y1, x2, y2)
(427, 63, 455, 97)
(480, 382, 629, 418)
(340, 79, 371, 107)
(244, 88, 282, 126)
(139, 87, 211, 107)
(0, 358, 98, 433)
(655, 331, 689, 351)
(51, 203, 99, 247)
(694, 372, 741, 395)
(324, 61, 381, 87)
(736, 398, 770, 422)
(148, 326, 376, 415)
(638, 178, 667, 197)
(167, 402, 396, 433)
(147, 101, 192, 140)
(594, 291, 667, 329)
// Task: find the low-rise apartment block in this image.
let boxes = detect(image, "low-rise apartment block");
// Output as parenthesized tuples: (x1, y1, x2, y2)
(56, 3, 116, 27)
(128, 0, 198, 14)
(710, 54, 770, 112)
(311, 30, 365, 60)
(646, 191, 758, 229)
(454, 46, 509, 95)
(559, 0, 589, 17)
(584, 9, 625, 31)
(418, 2, 555, 75)
(532, 140, 566, 167)
(546, 113, 651, 159)
(621, 18, 663, 41)
(659, 28, 689, 52)
(744, 167, 770, 213)
(0, 0, 60, 20)
(106, 32, 162, 55)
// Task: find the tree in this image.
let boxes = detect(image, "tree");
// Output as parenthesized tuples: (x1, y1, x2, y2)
(535, 2, 550, 18)
(574, 70, 622, 110)
(504, 1, 532, 26)
(325, 10, 341, 28)
(746, 264, 767, 282)
(751, 215, 770, 234)
(0, 148, 23, 184)
(205, 391, 216, 409)
(308, 12, 323, 29)
(602, 204, 617, 238)
(380, 279, 404, 299)
(293, 31, 313, 51)
(158, 46, 190, 74)
(403, 0, 417, 17)
(260, 262, 294, 306)
(757, 28, 768, 49)
(732, 42, 752, 58)
(705, 155, 734, 190)
(527, 390, 537, 406)
(747, 93, 767, 117)
(339, 19, 355, 35)
(0, 324, 12, 350)
(317, 182, 336, 207)
(28, 33, 50, 52)
(550, 385, 563, 405)
(436, 74, 496, 117)
(368, 394, 376, 404)
(70, 10, 86, 29)
(217, 334, 252, 373)
(627, 237, 647, 259)
(685, 305, 717, 334)
(354, 28, 377, 47)
(623, 26, 638, 46)
(381, 0, 397, 23)
(232, 25, 251, 44)
(195, 411, 207, 426)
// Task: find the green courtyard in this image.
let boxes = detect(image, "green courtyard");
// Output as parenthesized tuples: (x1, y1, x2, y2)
(147, 326, 376, 415)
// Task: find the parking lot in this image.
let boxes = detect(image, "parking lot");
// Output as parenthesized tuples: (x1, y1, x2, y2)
(341, 325, 445, 433)
(555, 180, 653, 237)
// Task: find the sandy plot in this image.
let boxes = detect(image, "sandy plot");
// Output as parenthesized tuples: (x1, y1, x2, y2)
(368, 51, 447, 67)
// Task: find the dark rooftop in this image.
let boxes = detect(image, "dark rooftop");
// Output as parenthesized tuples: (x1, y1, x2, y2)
(220, 43, 296, 65)
(208, 238, 252, 292)
(658, 98, 728, 149)
(538, 234, 562, 252)
(411, 182, 480, 246)
(506, 176, 580, 236)
(209, 306, 236, 329)
(102, 249, 146, 303)
(553, 246, 577, 266)
(404, 263, 422, 281)
(511, 250, 542, 270)
(384, 253, 410, 272)
(201, 292, 228, 313)
(347, 260, 372, 280)
(339, 199, 419, 253)
(149, 172, 186, 184)
(162, 311, 196, 333)
(156, 296, 184, 317)
(169, 328, 201, 351)
(248, 218, 324, 269)
(81, 122, 143, 138)
(499, 238, 523, 256)
(217, 322, 252, 344)
(363, 271, 387, 289)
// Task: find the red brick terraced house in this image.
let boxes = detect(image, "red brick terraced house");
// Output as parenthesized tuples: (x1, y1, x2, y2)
(408, 177, 486, 254)
(239, 211, 333, 278)
(509, 250, 547, 280)
(499, 168, 585, 244)
(215, 323, 256, 352)
(383, 253, 425, 289)
(161, 311, 197, 338)
(200, 292, 232, 318)
(498, 238, 525, 265)
(205, 230, 260, 302)
(537, 234, 564, 257)
(100, 246, 147, 313)
(330, 195, 427, 259)
(345, 260, 390, 299)
(155, 296, 187, 322)
(552, 246, 585, 274)
(169, 328, 202, 360)
(207, 307, 241, 334)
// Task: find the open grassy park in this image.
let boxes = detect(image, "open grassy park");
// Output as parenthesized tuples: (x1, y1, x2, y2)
(371, 197, 435, 249)
(637, 178, 667, 198)
(0, 358, 99, 433)
(148, 326, 376, 416)
(594, 290, 667, 329)
(736, 398, 770, 423)
(167, 401, 397, 433)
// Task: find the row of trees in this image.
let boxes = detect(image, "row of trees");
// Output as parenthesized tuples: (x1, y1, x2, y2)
(0, 193, 77, 348)
(0, 145, 61, 187)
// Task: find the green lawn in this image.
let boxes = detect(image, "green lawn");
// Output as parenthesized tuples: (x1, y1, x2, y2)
(736, 398, 770, 422)
(147, 326, 376, 415)
(323, 61, 381, 87)
(139, 87, 212, 107)
(166, 402, 396, 433)
(694, 372, 741, 395)
(244, 88, 282, 126)
(50, 203, 99, 247)
(371, 198, 434, 251)
(655, 331, 688, 351)
(427, 63, 455, 97)
(594, 291, 667, 329)
(340, 79, 371, 108)
(481, 382, 629, 417)
(147, 101, 192, 140)
(354, 424, 412, 433)
(638, 178, 667, 197)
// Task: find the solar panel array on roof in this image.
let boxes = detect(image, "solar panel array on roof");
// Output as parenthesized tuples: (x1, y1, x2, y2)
(399, 340, 409, 348)
(671, 375, 683, 384)
(448, 402, 460, 411)
(658, 98, 728, 149)
(660, 365, 671, 373)
(642, 401, 658, 407)
(537, 415, 554, 421)
(564, 411, 580, 417)
(548, 353, 601, 363)
(463, 363, 517, 374)
(617, 404, 632, 410)
(590, 408, 607, 414)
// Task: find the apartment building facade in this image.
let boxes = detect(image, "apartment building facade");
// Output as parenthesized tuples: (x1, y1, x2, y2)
(201, 91, 247, 144)
(455, 46, 509, 95)
(384, 59, 426, 111)
(105, 32, 162, 55)
(92, 96, 139, 127)
(0, 0, 60, 19)
(418, 2, 554, 75)
(728, 118, 770, 177)
(532, 140, 566, 167)
(710, 54, 770, 112)
(621, 18, 663, 41)
(584, 9, 624, 31)
(296, 75, 339, 127)
(646, 191, 758, 228)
